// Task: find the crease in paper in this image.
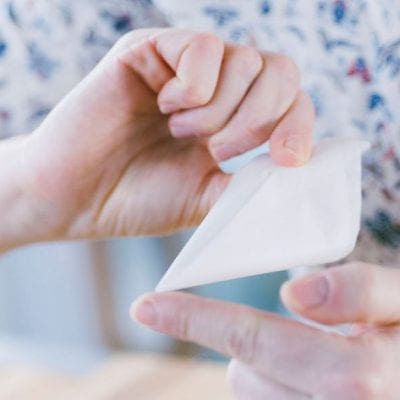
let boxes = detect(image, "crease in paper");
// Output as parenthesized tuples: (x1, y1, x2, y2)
(156, 138, 370, 292)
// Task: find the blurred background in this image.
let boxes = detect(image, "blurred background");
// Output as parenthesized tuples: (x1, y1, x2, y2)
(0, 0, 288, 376)
(0, 235, 288, 373)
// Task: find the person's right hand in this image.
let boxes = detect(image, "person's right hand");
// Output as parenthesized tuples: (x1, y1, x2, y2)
(3, 28, 314, 251)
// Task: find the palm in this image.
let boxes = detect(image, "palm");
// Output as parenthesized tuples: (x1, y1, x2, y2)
(96, 137, 224, 236)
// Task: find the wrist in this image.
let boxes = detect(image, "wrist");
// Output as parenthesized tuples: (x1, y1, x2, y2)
(0, 135, 59, 253)
(0, 136, 28, 252)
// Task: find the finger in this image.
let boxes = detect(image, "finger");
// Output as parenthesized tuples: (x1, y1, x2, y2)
(131, 292, 347, 394)
(269, 91, 314, 166)
(207, 54, 304, 163)
(118, 31, 175, 93)
(168, 44, 263, 138)
(152, 29, 225, 113)
(117, 29, 224, 107)
(227, 359, 311, 400)
(281, 262, 400, 325)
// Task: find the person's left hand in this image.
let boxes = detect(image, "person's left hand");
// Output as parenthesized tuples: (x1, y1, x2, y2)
(132, 262, 400, 399)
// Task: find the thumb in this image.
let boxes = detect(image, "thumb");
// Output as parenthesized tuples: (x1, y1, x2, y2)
(280, 262, 400, 326)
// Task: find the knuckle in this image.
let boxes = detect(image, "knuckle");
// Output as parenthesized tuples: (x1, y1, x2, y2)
(269, 54, 300, 95)
(297, 90, 314, 111)
(225, 313, 261, 364)
(190, 118, 220, 136)
(182, 84, 212, 107)
(186, 108, 228, 135)
(194, 32, 224, 50)
(245, 119, 270, 145)
(232, 46, 263, 78)
(297, 90, 316, 120)
(271, 54, 300, 83)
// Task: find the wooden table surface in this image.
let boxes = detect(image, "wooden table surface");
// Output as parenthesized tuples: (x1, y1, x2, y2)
(0, 354, 232, 399)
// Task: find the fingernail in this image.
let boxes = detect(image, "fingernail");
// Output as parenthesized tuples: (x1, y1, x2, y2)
(131, 298, 158, 326)
(169, 122, 192, 138)
(210, 143, 236, 161)
(288, 274, 329, 309)
(283, 137, 307, 162)
(159, 102, 177, 114)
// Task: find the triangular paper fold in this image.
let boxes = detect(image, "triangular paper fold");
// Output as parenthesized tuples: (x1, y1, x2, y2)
(156, 138, 370, 292)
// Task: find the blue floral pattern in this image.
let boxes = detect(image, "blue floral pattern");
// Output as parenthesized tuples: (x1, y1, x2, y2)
(155, 0, 400, 265)
(0, 0, 399, 264)
(0, 0, 166, 137)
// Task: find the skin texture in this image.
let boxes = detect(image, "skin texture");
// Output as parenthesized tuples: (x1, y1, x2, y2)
(0, 28, 314, 253)
(132, 262, 400, 399)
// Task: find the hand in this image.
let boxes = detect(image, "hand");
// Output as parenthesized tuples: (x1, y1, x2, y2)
(3, 28, 314, 250)
(132, 263, 400, 399)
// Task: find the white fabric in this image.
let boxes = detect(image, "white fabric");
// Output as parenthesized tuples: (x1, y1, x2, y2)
(156, 138, 369, 292)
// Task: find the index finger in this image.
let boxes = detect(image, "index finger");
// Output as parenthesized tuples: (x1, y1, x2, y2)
(131, 292, 349, 394)
(151, 29, 225, 113)
(116, 29, 225, 113)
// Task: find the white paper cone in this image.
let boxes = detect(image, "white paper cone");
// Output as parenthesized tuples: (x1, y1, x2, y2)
(156, 138, 370, 292)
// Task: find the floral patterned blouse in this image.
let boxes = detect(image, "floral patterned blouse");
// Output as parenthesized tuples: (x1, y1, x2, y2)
(0, 0, 399, 266)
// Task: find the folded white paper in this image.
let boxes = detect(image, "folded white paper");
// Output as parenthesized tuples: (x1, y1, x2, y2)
(156, 138, 370, 292)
